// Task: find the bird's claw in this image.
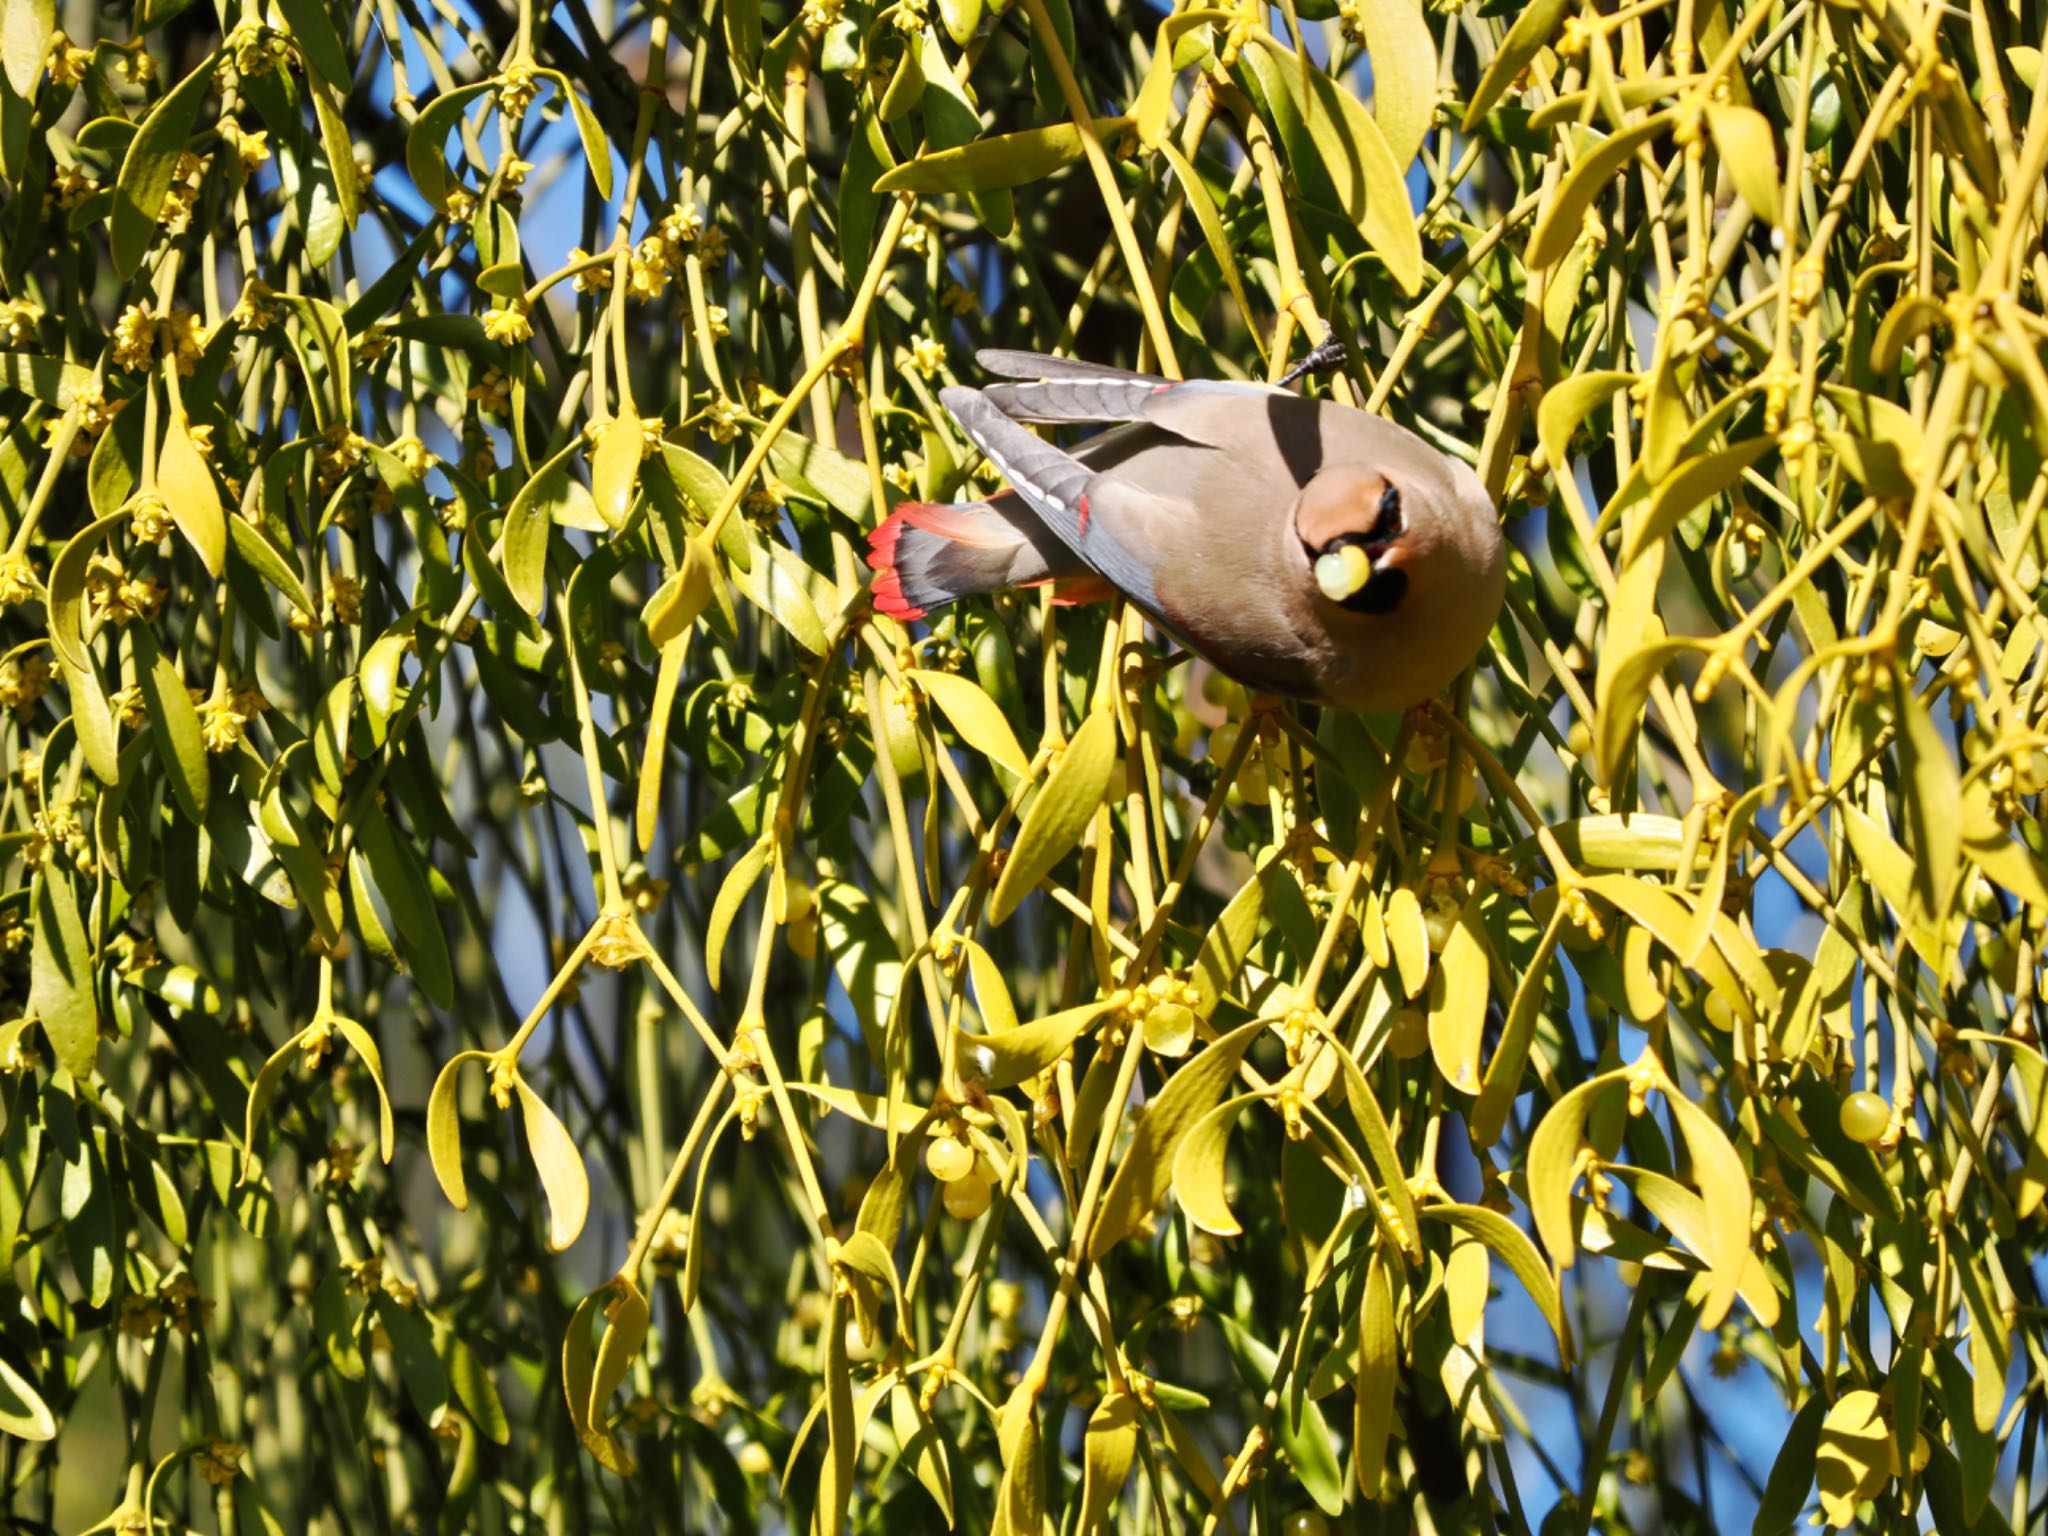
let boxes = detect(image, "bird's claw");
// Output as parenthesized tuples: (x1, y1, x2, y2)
(1278, 330, 1348, 389)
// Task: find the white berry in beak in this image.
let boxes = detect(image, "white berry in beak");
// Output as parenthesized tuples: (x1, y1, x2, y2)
(1315, 544, 1374, 602)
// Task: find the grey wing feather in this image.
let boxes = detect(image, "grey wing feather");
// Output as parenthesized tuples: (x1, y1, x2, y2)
(974, 348, 1167, 384)
(981, 376, 1170, 424)
(938, 386, 1163, 610)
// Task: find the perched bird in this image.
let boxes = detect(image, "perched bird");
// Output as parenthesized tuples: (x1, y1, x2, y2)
(866, 349, 1504, 713)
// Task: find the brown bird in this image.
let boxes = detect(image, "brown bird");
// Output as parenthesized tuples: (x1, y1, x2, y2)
(866, 350, 1505, 712)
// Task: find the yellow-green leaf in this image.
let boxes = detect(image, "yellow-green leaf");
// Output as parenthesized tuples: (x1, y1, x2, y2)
(0, 1354, 54, 1442)
(428, 1053, 489, 1209)
(1705, 103, 1779, 224)
(1248, 37, 1422, 294)
(1622, 438, 1775, 569)
(1527, 116, 1672, 270)
(707, 840, 770, 991)
(990, 707, 1118, 925)
(1526, 1068, 1625, 1271)
(1135, 13, 1232, 149)
(1171, 1092, 1260, 1236)
(137, 636, 209, 823)
(965, 939, 1019, 1034)
(331, 1017, 397, 1165)
(1353, 0, 1437, 170)
(1537, 369, 1634, 479)
(515, 1076, 590, 1251)
(1386, 884, 1430, 999)
(890, 1381, 957, 1525)
(1079, 1390, 1140, 1533)
(1464, 0, 1571, 126)
(910, 667, 1032, 777)
(159, 408, 226, 577)
(1, 0, 54, 99)
(1427, 899, 1489, 1094)
(1816, 1389, 1892, 1527)
(1663, 1086, 1753, 1329)
(956, 993, 1122, 1093)
(590, 407, 643, 530)
(588, 1277, 650, 1425)
(1423, 1202, 1570, 1357)
(1189, 858, 1270, 1017)
(1353, 1251, 1397, 1498)
(876, 117, 1134, 195)
(1089, 1017, 1264, 1260)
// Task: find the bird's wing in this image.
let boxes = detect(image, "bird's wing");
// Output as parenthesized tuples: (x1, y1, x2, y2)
(939, 385, 1181, 612)
(980, 374, 1313, 462)
(974, 348, 1166, 383)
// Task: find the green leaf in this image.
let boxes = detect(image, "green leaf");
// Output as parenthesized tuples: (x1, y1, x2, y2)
(1218, 1315, 1345, 1515)
(277, 0, 352, 92)
(0, 1354, 54, 1442)
(113, 52, 219, 276)
(535, 69, 614, 199)
(0, 352, 94, 408)
(354, 797, 455, 1008)
(991, 707, 1117, 925)
(374, 1292, 451, 1426)
(31, 866, 99, 1080)
(228, 516, 317, 618)
(136, 633, 210, 823)
(405, 81, 495, 211)
(311, 78, 359, 229)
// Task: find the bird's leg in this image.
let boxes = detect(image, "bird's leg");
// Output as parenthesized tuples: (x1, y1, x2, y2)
(1277, 328, 1348, 389)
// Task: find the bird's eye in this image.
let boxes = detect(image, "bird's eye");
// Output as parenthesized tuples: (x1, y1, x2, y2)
(1365, 484, 1403, 545)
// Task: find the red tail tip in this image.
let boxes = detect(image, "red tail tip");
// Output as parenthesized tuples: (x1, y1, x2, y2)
(866, 509, 927, 621)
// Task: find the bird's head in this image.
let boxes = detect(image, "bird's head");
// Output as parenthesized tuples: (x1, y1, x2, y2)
(1293, 463, 1420, 615)
(1289, 452, 1504, 709)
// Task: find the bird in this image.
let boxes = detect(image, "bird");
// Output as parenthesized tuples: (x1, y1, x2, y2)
(865, 348, 1505, 713)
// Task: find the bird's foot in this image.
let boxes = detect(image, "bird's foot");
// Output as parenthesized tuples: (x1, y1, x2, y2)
(1277, 330, 1348, 389)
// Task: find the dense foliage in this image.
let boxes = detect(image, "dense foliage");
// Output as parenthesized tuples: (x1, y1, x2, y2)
(1, 0, 2046, 1530)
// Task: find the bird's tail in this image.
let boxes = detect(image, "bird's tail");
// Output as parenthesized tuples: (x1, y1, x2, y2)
(868, 500, 1097, 620)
